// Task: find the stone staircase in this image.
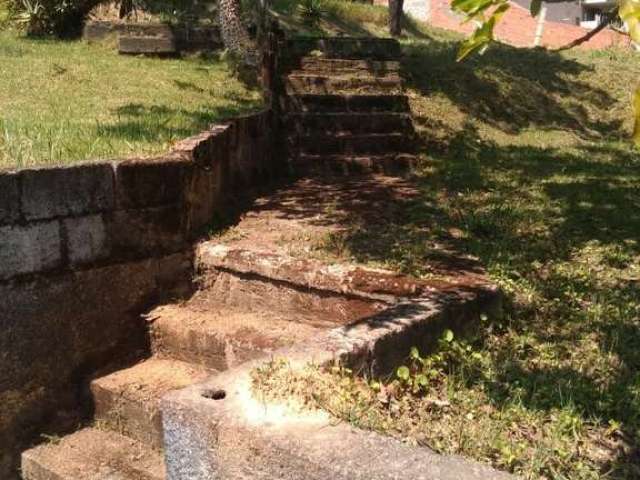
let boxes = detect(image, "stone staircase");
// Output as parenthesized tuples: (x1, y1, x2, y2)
(280, 37, 418, 175)
(18, 38, 495, 480)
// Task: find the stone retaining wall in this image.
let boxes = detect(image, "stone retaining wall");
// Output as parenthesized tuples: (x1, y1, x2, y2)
(0, 110, 278, 478)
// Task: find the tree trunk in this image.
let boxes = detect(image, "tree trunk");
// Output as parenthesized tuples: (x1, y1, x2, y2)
(218, 0, 257, 64)
(119, 0, 134, 19)
(389, 0, 404, 37)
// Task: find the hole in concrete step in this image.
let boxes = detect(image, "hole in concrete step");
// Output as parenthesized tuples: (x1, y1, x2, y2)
(202, 389, 226, 400)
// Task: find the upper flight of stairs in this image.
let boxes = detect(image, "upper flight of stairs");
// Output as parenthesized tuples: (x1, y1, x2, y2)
(280, 37, 418, 175)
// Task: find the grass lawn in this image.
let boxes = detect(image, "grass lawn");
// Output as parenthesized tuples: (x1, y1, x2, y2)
(253, 19, 640, 480)
(0, 29, 262, 170)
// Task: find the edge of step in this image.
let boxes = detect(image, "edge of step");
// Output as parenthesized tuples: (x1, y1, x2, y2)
(21, 427, 165, 480)
(197, 243, 434, 302)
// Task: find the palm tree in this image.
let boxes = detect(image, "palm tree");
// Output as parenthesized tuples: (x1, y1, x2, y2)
(218, 0, 257, 64)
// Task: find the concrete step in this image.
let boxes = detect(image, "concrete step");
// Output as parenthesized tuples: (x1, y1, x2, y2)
(147, 303, 323, 370)
(90, 358, 212, 449)
(296, 57, 401, 75)
(293, 153, 417, 175)
(286, 37, 402, 60)
(285, 112, 413, 135)
(21, 427, 165, 480)
(285, 73, 402, 95)
(291, 133, 416, 156)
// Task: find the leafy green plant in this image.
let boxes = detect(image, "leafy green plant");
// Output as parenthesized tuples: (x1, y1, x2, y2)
(297, 0, 324, 28)
(395, 330, 486, 395)
(11, 0, 44, 30)
(5, 0, 100, 36)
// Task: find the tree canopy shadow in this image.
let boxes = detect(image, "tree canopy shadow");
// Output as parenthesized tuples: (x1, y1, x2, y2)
(403, 40, 629, 140)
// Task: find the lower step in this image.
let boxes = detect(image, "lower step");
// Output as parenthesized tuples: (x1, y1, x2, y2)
(21, 427, 165, 480)
(292, 133, 416, 156)
(91, 358, 212, 450)
(293, 153, 417, 175)
(285, 73, 402, 95)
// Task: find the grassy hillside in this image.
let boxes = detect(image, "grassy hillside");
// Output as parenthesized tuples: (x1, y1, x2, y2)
(0, 29, 261, 170)
(256, 5, 640, 480)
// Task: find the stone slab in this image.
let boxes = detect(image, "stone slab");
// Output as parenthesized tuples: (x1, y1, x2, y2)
(20, 164, 114, 221)
(0, 222, 61, 280)
(197, 243, 428, 301)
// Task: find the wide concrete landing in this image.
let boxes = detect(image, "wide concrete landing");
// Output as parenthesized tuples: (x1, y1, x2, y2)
(21, 427, 164, 480)
(216, 175, 487, 287)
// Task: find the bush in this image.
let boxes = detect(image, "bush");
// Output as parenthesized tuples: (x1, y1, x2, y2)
(5, 0, 101, 36)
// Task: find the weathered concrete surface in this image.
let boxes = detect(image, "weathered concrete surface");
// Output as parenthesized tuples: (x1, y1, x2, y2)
(149, 302, 324, 370)
(116, 158, 188, 209)
(0, 222, 62, 280)
(109, 206, 187, 258)
(197, 270, 386, 328)
(21, 164, 115, 221)
(163, 361, 511, 480)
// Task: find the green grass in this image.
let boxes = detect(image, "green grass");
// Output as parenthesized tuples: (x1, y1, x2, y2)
(253, 16, 640, 480)
(0, 29, 262, 169)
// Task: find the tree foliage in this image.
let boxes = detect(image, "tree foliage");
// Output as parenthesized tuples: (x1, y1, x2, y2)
(452, 0, 640, 144)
